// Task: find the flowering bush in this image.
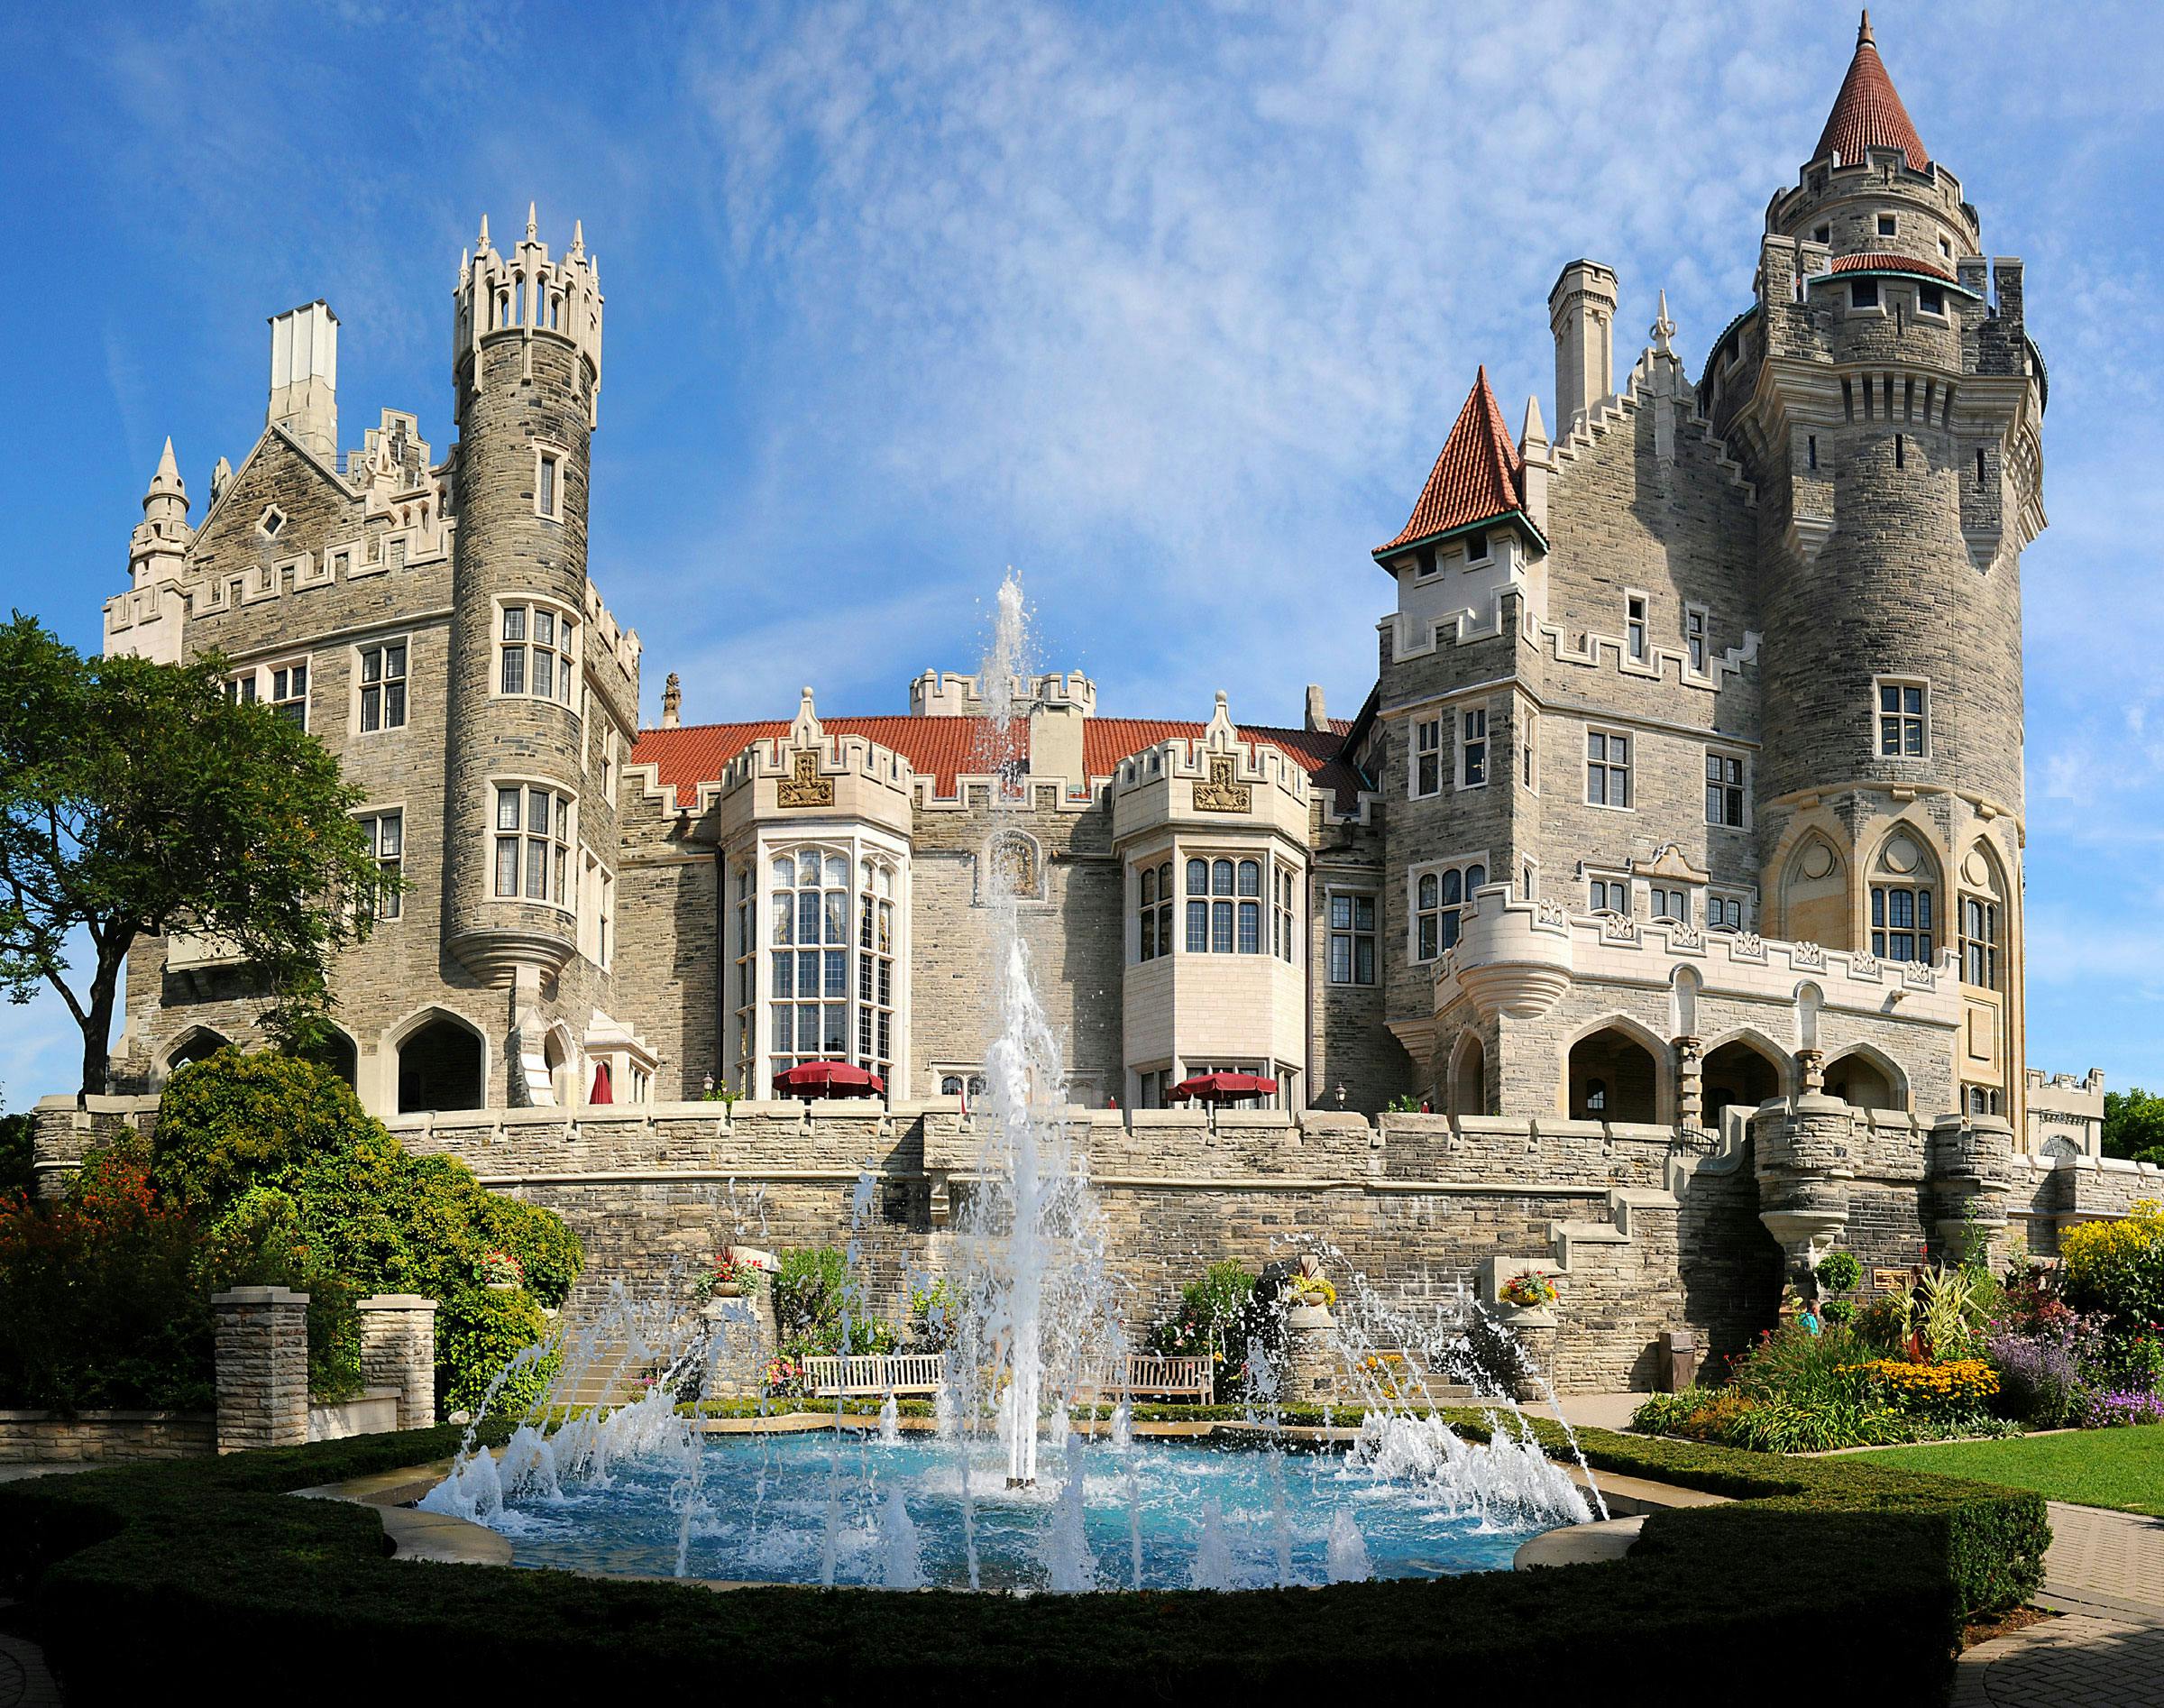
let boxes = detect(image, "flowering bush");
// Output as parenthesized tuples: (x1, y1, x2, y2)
(2084, 1387, 2164, 1428)
(1148, 1261, 1270, 1400)
(1985, 1321, 2095, 1428)
(1499, 1271, 1559, 1309)
(1846, 1357, 1998, 1415)
(2061, 1198, 2164, 1329)
(762, 1354, 806, 1397)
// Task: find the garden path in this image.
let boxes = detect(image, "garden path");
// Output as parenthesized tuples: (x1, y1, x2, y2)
(1955, 1503, 2164, 1706)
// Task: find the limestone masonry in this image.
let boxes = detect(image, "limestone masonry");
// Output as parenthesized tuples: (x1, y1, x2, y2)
(53, 18, 2155, 1384)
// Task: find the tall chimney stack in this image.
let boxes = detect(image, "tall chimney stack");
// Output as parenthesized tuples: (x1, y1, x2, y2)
(267, 301, 339, 461)
(1546, 261, 1618, 439)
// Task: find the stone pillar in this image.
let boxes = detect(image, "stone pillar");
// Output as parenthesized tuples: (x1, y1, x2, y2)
(213, 1286, 310, 1454)
(1673, 1035, 1703, 1130)
(358, 1295, 439, 1430)
(1796, 1049, 1826, 1096)
(1754, 1097, 1855, 1287)
(1280, 1304, 1341, 1406)
(1495, 1307, 1557, 1401)
(1929, 1115, 2017, 1266)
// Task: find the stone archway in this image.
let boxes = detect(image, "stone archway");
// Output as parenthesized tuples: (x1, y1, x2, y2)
(1567, 1025, 1661, 1123)
(1448, 1030, 1488, 1118)
(1824, 1048, 1902, 1112)
(1701, 1037, 1783, 1129)
(396, 1013, 486, 1114)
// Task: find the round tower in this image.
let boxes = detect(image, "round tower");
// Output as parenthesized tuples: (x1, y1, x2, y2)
(443, 206, 605, 993)
(1723, 15, 2044, 1122)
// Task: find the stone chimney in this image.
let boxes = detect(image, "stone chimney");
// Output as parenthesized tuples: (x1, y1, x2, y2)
(660, 671, 681, 728)
(1304, 684, 1328, 733)
(267, 301, 338, 461)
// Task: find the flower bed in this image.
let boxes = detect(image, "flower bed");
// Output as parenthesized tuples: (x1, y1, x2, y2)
(0, 1408, 2045, 1701)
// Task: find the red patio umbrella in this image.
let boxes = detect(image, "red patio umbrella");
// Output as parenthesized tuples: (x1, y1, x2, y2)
(589, 1061, 614, 1103)
(772, 1060, 886, 1100)
(1167, 1071, 1279, 1106)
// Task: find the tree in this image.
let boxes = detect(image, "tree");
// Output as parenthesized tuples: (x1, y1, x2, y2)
(0, 614, 394, 1096)
(2102, 1088, 2164, 1165)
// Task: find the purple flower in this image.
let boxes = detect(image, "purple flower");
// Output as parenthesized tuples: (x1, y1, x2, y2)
(2085, 1389, 2164, 1428)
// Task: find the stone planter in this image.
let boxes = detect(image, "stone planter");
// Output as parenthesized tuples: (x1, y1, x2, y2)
(485, 1281, 518, 1293)
(1492, 1304, 1558, 1401)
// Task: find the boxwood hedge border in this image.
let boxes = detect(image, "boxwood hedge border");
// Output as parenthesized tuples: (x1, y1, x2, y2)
(0, 1409, 2044, 1703)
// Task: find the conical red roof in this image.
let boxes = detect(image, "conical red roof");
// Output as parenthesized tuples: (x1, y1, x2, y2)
(1376, 366, 1524, 556)
(1814, 12, 1927, 171)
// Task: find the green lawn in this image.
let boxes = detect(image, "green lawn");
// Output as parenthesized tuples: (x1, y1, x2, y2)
(1867, 1426, 2164, 1517)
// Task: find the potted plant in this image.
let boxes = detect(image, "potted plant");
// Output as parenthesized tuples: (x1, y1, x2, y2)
(1499, 1270, 1559, 1310)
(695, 1248, 763, 1301)
(479, 1248, 524, 1291)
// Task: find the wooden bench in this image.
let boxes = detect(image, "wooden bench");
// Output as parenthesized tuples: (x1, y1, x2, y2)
(1077, 1354, 1215, 1406)
(800, 1352, 946, 1398)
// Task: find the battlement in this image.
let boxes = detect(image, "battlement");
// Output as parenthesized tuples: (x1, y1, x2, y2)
(1110, 693, 1314, 846)
(454, 207, 603, 426)
(908, 668, 1096, 718)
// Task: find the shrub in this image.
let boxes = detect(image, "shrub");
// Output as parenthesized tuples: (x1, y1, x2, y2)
(1815, 1250, 1862, 1293)
(0, 1139, 211, 1411)
(195, 1186, 362, 1402)
(0, 1109, 32, 1199)
(151, 1049, 376, 1212)
(1985, 1324, 2092, 1428)
(1149, 1260, 1277, 1399)
(2061, 1198, 2164, 1329)
(437, 1286, 555, 1419)
(1820, 1299, 1857, 1328)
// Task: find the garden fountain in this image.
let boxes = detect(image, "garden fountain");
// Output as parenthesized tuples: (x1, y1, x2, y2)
(423, 570, 1597, 1590)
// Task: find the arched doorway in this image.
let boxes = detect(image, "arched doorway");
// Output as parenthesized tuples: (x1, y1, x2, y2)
(165, 1028, 230, 1074)
(300, 1029, 358, 1088)
(544, 1027, 573, 1106)
(1449, 1031, 1488, 1118)
(1567, 1026, 1660, 1123)
(1824, 1050, 1898, 1112)
(1701, 1038, 1783, 1129)
(397, 1015, 486, 1113)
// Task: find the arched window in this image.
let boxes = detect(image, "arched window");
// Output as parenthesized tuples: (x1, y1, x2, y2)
(166, 1029, 231, 1074)
(1416, 861, 1486, 960)
(1139, 865, 1158, 961)
(940, 1075, 963, 1097)
(1958, 843, 2007, 990)
(1868, 831, 1939, 964)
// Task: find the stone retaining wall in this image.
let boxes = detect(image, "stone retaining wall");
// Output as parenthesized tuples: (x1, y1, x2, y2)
(0, 1410, 215, 1465)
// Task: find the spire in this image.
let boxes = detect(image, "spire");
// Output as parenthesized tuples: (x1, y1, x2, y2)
(526, 201, 538, 240)
(1520, 392, 1548, 455)
(571, 219, 585, 258)
(1814, 11, 1928, 171)
(1374, 366, 1526, 556)
(477, 212, 491, 252)
(149, 436, 182, 496)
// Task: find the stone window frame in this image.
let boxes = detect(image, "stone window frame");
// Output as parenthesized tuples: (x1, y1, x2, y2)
(353, 635, 410, 737)
(1408, 850, 1490, 964)
(1584, 866, 1632, 919)
(356, 805, 404, 924)
(1520, 855, 1540, 903)
(1324, 885, 1377, 987)
(491, 594, 582, 711)
(1704, 744, 1749, 830)
(1132, 850, 1176, 966)
(1584, 722, 1635, 812)
(1913, 281, 1948, 320)
(1519, 704, 1539, 794)
(1876, 212, 1898, 238)
(1409, 714, 1444, 798)
(1872, 674, 1931, 758)
(1623, 589, 1651, 665)
(1848, 279, 1885, 316)
(730, 827, 911, 1100)
(579, 849, 615, 969)
(1648, 883, 1693, 927)
(1455, 704, 1490, 791)
(226, 655, 312, 731)
(534, 442, 567, 521)
(255, 503, 289, 540)
(1129, 1061, 1174, 1109)
(1683, 602, 1710, 675)
(1182, 851, 1270, 957)
(1706, 886, 1750, 933)
(487, 773, 578, 913)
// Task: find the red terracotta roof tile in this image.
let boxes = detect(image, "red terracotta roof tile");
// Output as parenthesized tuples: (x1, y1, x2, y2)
(1814, 14, 1928, 172)
(1376, 366, 1523, 556)
(631, 715, 1373, 812)
(1829, 251, 1954, 281)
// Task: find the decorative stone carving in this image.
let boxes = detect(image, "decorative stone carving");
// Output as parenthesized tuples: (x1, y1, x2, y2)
(776, 748, 834, 809)
(1796, 1047, 1826, 1095)
(1791, 941, 1825, 969)
(1848, 951, 1882, 978)
(1733, 932, 1765, 959)
(1535, 899, 1572, 927)
(1192, 754, 1252, 813)
(1674, 1034, 1704, 1127)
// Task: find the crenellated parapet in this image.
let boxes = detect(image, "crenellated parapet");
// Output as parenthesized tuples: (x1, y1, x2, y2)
(454, 205, 603, 427)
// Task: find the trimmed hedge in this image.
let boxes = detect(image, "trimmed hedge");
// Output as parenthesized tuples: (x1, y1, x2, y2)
(0, 1412, 2042, 1702)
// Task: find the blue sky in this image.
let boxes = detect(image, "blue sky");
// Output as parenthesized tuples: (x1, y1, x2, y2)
(3, 1, 2162, 1104)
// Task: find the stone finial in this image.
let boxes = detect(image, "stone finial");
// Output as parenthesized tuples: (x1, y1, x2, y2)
(477, 212, 491, 252)
(789, 684, 822, 748)
(1520, 392, 1548, 455)
(526, 200, 538, 240)
(1303, 684, 1328, 733)
(1205, 689, 1236, 747)
(1857, 8, 1874, 46)
(571, 219, 585, 258)
(660, 671, 682, 729)
(1651, 289, 1676, 358)
(210, 455, 233, 500)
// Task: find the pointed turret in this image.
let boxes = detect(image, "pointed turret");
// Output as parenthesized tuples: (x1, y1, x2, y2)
(1374, 367, 1530, 559)
(143, 436, 186, 519)
(128, 437, 193, 593)
(1814, 11, 1928, 170)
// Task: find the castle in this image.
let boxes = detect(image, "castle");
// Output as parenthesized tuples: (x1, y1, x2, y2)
(100, 16, 2071, 1147)
(67, 17, 2146, 1381)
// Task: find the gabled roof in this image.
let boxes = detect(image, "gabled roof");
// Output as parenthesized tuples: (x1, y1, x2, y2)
(629, 715, 1371, 812)
(1813, 13, 1928, 172)
(1374, 366, 1526, 558)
